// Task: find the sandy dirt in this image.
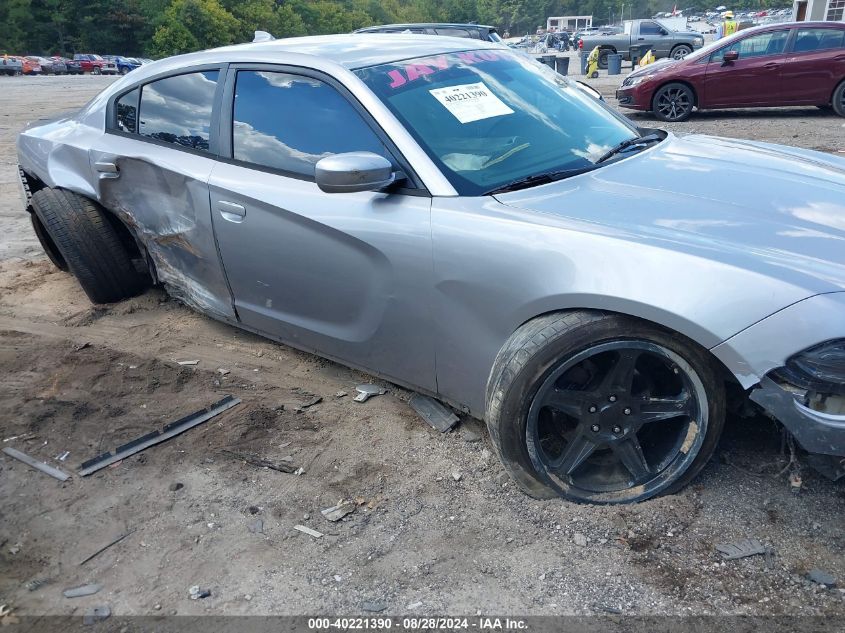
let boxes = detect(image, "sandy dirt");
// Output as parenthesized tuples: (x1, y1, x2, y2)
(0, 73, 843, 619)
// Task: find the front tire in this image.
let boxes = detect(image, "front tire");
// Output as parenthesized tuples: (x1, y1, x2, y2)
(671, 45, 692, 60)
(832, 80, 845, 117)
(486, 311, 725, 504)
(652, 82, 694, 122)
(29, 188, 149, 304)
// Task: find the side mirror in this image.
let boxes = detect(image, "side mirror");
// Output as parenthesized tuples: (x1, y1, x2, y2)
(723, 50, 739, 63)
(315, 152, 396, 194)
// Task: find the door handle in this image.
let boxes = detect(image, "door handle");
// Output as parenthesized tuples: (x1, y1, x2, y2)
(763, 62, 778, 70)
(217, 200, 246, 223)
(94, 161, 119, 179)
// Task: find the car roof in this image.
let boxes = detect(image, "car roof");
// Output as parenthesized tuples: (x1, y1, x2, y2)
(195, 33, 504, 70)
(356, 23, 496, 32)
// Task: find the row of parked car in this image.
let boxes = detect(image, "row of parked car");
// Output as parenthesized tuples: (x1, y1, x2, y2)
(0, 53, 153, 76)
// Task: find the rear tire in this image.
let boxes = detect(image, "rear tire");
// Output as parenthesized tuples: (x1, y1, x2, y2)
(832, 80, 845, 118)
(598, 49, 610, 69)
(671, 44, 692, 60)
(485, 311, 725, 504)
(29, 188, 149, 304)
(29, 212, 68, 271)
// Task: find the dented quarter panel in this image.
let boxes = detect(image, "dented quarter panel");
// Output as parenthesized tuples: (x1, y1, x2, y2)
(89, 136, 235, 320)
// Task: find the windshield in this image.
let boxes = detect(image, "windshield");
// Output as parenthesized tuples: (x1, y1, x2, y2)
(355, 49, 638, 196)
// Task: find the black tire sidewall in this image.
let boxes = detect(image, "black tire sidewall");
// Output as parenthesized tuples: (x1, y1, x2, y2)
(652, 82, 693, 122)
(487, 312, 725, 504)
(833, 80, 845, 117)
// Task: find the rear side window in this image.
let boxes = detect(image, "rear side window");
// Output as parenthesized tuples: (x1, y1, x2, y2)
(139, 70, 219, 152)
(639, 22, 664, 36)
(434, 28, 472, 38)
(793, 28, 845, 52)
(232, 70, 388, 177)
(116, 88, 139, 133)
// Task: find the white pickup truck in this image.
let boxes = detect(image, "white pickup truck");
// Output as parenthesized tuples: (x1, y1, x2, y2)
(580, 19, 705, 68)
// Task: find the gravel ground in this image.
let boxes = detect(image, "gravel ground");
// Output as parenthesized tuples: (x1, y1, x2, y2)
(0, 72, 843, 619)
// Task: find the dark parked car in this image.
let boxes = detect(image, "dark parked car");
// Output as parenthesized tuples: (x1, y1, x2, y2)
(355, 23, 502, 42)
(616, 21, 845, 121)
(53, 56, 83, 74)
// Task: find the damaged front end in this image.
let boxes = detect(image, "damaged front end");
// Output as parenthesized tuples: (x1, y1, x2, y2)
(750, 339, 845, 480)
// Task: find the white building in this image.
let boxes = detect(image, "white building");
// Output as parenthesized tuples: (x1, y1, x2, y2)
(793, 0, 844, 21)
(546, 15, 593, 33)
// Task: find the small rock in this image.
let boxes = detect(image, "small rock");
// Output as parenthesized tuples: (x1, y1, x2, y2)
(303, 513, 310, 521)
(335, 391, 348, 398)
(807, 569, 837, 588)
(452, 472, 462, 482)
(217, 368, 230, 375)
(63, 583, 103, 598)
(169, 482, 184, 492)
(573, 533, 588, 547)
(153, 604, 161, 611)
(248, 506, 260, 514)
(244, 594, 252, 602)
(406, 601, 423, 610)
(362, 601, 387, 613)
(322, 500, 356, 522)
(333, 575, 342, 582)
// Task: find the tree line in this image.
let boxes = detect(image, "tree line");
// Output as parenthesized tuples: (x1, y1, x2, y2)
(1, 0, 791, 58)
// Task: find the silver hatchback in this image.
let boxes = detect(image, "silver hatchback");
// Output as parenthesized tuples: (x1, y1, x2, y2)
(17, 34, 845, 503)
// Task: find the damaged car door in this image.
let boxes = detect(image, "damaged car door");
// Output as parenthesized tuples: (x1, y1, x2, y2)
(208, 66, 437, 391)
(91, 66, 236, 320)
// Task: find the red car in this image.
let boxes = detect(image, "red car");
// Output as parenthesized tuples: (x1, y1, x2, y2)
(72, 53, 118, 74)
(616, 21, 845, 121)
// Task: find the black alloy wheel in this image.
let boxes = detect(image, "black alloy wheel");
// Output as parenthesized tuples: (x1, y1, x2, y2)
(525, 340, 708, 503)
(653, 83, 693, 122)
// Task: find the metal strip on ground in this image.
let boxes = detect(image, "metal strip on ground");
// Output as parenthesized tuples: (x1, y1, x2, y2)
(2, 446, 72, 481)
(409, 393, 459, 432)
(77, 395, 241, 476)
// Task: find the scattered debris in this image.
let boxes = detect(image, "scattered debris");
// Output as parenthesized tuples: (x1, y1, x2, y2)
(335, 391, 347, 398)
(79, 529, 136, 566)
(248, 506, 260, 514)
(573, 533, 588, 547)
(176, 359, 200, 366)
(2, 447, 71, 481)
(169, 482, 184, 492)
(189, 586, 211, 600)
(248, 519, 264, 534)
(221, 450, 296, 473)
(788, 471, 803, 494)
(299, 396, 322, 409)
(8, 543, 21, 555)
(74, 342, 91, 351)
(362, 601, 387, 613)
(78, 396, 241, 476)
(716, 539, 767, 561)
(25, 579, 49, 592)
(64, 583, 103, 598)
(409, 393, 459, 432)
(217, 368, 230, 376)
(353, 384, 386, 403)
(82, 606, 111, 626)
(321, 500, 356, 522)
(294, 525, 323, 539)
(294, 467, 305, 476)
(406, 601, 423, 610)
(807, 569, 837, 588)
(56, 451, 70, 461)
(451, 472, 462, 482)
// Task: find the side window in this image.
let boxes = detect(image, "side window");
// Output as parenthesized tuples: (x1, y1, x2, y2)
(139, 70, 219, 152)
(639, 22, 663, 36)
(710, 30, 789, 62)
(115, 88, 139, 133)
(232, 70, 389, 177)
(434, 28, 472, 38)
(793, 28, 845, 53)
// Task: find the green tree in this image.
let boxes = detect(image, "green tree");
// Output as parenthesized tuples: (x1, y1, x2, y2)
(150, 0, 239, 56)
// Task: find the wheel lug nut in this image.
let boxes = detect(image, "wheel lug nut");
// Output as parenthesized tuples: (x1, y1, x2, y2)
(624, 407, 631, 415)
(609, 395, 617, 402)
(590, 424, 600, 433)
(588, 405, 597, 413)
(612, 425, 622, 434)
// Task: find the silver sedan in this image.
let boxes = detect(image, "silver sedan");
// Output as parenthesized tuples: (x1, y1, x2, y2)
(16, 34, 845, 503)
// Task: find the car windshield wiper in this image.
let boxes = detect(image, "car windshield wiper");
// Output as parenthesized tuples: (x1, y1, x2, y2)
(484, 165, 598, 196)
(595, 133, 663, 164)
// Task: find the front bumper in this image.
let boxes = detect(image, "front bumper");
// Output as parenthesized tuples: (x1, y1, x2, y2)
(750, 376, 845, 457)
(615, 87, 645, 109)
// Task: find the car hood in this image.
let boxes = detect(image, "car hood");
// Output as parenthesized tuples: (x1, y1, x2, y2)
(494, 133, 845, 293)
(624, 57, 680, 82)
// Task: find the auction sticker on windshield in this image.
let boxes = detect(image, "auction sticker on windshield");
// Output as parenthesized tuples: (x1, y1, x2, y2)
(429, 82, 513, 123)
